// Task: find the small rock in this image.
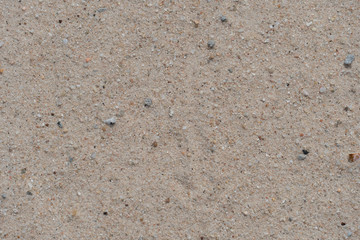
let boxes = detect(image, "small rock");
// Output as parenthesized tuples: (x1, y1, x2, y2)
(1, 194, 6, 199)
(242, 211, 249, 216)
(302, 90, 309, 97)
(207, 40, 215, 49)
(344, 54, 355, 67)
(0, 41, 4, 48)
(144, 98, 152, 107)
(63, 38, 68, 44)
(297, 154, 306, 160)
(69, 157, 74, 163)
(26, 191, 33, 196)
(220, 15, 227, 22)
(319, 86, 326, 93)
(104, 117, 116, 126)
(90, 153, 96, 159)
(169, 108, 174, 117)
(97, 8, 107, 13)
(302, 149, 309, 155)
(57, 121, 63, 128)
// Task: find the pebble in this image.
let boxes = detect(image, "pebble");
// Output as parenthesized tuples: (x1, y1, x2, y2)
(57, 121, 63, 128)
(169, 108, 174, 117)
(207, 40, 215, 49)
(97, 8, 107, 13)
(144, 98, 152, 107)
(344, 54, 355, 67)
(90, 153, 96, 159)
(0, 41, 4, 48)
(104, 117, 116, 126)
(1, 194, 6, 199)
(297, 154, 306, 160)
(63, 38, 68, 44)
(220, 15, 227, 22)
(319, 86, 326, 93)
(26, 191, 33, 196)
(302, 90, 309, 97)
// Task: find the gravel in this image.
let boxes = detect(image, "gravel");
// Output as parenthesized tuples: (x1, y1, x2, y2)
(207, 40, 215, 49)
(220, 15, 227, 22)
(297, 154, 307, 160)
(104, 117, 116, 126)
(144, 98, 152, 107)
(344, 54, 355, 67)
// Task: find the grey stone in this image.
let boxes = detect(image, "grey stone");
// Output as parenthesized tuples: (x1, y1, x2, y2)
(220, 15, 227, 22)
(104, 117, 116, 126)
(297, 154, 306, 160)
(207, 40, 215, 49)
(344, 54, 355, 67)
(144, 98, 152, 107)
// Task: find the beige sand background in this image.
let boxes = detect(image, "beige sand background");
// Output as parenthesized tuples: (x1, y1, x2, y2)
(0, 0, 359, 239)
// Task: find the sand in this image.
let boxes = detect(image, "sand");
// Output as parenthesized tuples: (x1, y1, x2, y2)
(0, 0, 359, 239)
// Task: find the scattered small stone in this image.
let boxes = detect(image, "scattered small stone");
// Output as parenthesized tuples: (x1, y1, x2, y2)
(63, 38, 68, 44)
(347, 231, 352, 237)
(144, 98, 152, 107)
(165, 197, 170, 204)
(104, 117, 116, 126)
(319, 86, 326, 93)
(242, 211, 249, 216)
(0, 41, 4, 48)
(68, 157, 74, 163)
(97, 8, 107, 13)
(220, 15, 227, 22)
(228, 68, 233, 73)
(57, 121, 63, 128)
(344, 54, 355, 67)
(207, 40, 215, 49)
(21, 168, 27, 174)
(297, 154, 306, 160)
(1, 194, 6, 199)
(302, 90, 309, 97)
(169, 108, 174, 117)
(90, 152, 96, 159)
(302, 149, 309, 155)
(26, 191, 33, 196)
(348, 153, 360, 163)
(103, 211, 108, 215)
(152, 141, 158, 147)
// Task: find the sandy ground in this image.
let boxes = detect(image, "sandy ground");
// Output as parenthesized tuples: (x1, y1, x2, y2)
(0, 0, 359, 239)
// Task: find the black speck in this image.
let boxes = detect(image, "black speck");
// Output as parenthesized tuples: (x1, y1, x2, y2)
(26, 191, 33, 196)
(341, 222, 346, 226)
(103, 211, 108, 215)
(59, 20, 62, 23)
(344, 106, 350, 111)
(286, 83, 290, 87)
(302, 149, 309, 155)
(125, 204, 129, 207)
(57, 121, 63, 128)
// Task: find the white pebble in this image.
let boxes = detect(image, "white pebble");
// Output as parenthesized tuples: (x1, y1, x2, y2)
(319, 87, 326, 93)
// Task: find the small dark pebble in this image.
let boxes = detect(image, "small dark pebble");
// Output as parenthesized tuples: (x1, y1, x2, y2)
(302, 149, 309, 155)
(57, 121, 63, 128)
(21, 168, 27, 174)
(144, 98, 152, 107)
(26, 191, 33, 196)
(103, 211, 108, 215)
(344, 106, 350, 112)
(97, 8, 107, 13)
(341, 222, 346, 226)
(228, 68, 233, 73)
(344, 54, 355, 67)
(220, 15, 227, 22)
(288, 217, 293, 222)
(207, 40, 215, 49)
(69, 157, 74, 163)
(1, 194, 6, 199)
(152, 141, 158, 147)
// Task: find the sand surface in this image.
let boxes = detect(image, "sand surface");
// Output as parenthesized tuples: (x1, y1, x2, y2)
(0, 0, 359, 239)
